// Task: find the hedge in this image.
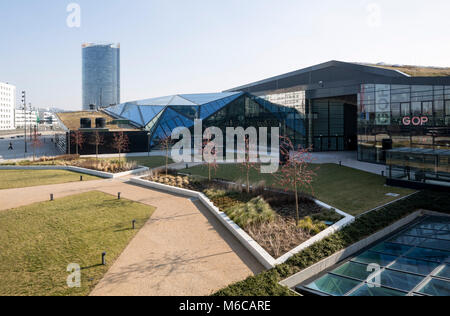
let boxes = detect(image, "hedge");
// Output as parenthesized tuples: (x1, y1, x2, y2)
(213, 190, 450, 296)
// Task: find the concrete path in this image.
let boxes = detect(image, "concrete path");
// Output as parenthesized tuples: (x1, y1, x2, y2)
(311, 151, 386, 175)
(0, 178, 264, 296)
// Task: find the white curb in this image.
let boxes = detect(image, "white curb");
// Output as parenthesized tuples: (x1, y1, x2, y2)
(0, 165, 149, 179)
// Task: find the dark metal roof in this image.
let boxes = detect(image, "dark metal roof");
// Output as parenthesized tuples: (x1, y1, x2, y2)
(225, 60, 408, 92)
(225, 60, 450, 95)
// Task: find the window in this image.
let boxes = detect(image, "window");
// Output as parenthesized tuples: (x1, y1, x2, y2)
(401, 103, 411, 116)
(423, 102, 433, 116)
(391, 103, 401, 118)
(412, 102, 422, 115)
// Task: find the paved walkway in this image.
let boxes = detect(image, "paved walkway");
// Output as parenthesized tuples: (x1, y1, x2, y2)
(0, 178, 264, 296)
(311, 151, 386, 175)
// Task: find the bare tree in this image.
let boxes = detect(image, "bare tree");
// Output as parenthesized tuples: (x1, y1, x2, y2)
(203, 131, 219, 181)
(239, 137, 258, 194)
(31, 128, 42, 162)
(112, 132, 129, 165)
(90, 131, 104, 160)
(71, 130, 84, 155)
(274, 136, 318, 225)
(159, 136, 171, 176)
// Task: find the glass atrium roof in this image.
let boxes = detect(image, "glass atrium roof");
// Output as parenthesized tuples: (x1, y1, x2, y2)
(297, 216, 450, 296)
(103, 92, 244, 144)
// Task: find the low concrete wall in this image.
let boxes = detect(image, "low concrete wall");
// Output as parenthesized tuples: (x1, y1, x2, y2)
(0, 165, 149, 179)
(130, 176, 354, 270)
(280, 210, 424, 290)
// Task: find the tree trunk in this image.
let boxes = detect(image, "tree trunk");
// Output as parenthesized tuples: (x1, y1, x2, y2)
(96, 144, 98, 160)
(247, 169, 250, 194)
(165, 149, 169, 176)
(295, 181, 299, 226)
(209, 164, 211, 181)
(294, 164, 299, 226)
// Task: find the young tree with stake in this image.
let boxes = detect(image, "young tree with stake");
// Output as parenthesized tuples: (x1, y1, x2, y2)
(91, 131, 104, 160)
(203, 131, 219, 181)
(112, 132, 129, 166)
(274, 136, 318, 226)
(159, 136, 171, 176)
(31, 128, 43, 162)
(240, 136, 258, 194)
(71, 130, 84, 155)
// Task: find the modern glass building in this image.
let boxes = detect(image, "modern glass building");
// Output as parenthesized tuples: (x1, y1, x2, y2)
(101, 60, 450, 187)
(226, 61, 450, 164)
(104, 92, 305, 147)
(82, 43, 120, 110)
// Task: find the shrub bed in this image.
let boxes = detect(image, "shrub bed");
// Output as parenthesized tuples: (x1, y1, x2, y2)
(2, 155, 139, 173)
(145, 171, 344, 258)
(212, 190, 450, 296)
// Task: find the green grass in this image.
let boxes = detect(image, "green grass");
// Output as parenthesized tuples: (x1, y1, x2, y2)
(213, 190, 450, 296)
(122, 156, 173, 169)
(0, 170, 101, 190)
(0, 191, 155, 296)
(181, 164, 414, 216)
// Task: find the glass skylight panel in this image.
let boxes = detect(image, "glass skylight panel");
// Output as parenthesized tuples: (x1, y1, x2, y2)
(349, 284, 405, 297)
(388, 235, 427, 247)
(181, 92, 241, 105)
(419, 238, 450, 252)
(136, 95, 173, 106)
(352, 251, 397, 267)
(298, 217, 450, 296)
(332, 262, 374, 281)
(372, 270, 424, 292)
(390, 257, 440, 275)
(404, 228, 450, 241)
(436, 265, 450, 279)
(167, 95, 197, 106)
(406, 247, 450, 263)
(305, 274, 361, 296)
(139, 106, 165, 125)
(370, 242, 412, 256)
(418, 278, 450, 296)
(121, 105, 143, 125)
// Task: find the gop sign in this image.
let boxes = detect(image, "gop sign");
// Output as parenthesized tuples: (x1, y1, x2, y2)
(402, 116, 429, 126)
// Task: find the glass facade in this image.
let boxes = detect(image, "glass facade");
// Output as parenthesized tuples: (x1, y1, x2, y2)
(82, 43, 120, 110)
(104, 92, 306, 148)
(358, 84, 450, 164)
(386, 148, 450, 186)
(298, 216, 450, 296)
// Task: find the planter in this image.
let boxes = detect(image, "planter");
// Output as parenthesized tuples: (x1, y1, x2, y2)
(130, 176, 355, 270)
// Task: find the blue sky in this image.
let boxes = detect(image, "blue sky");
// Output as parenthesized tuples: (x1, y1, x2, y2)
(0, 0, 449, 110)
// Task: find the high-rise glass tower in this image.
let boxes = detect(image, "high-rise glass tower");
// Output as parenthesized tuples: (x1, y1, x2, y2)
(82, 43, 120, 110)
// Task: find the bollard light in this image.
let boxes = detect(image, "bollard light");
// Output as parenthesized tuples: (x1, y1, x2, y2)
(382, 171, 385, 177)
(102, 252, 107, 265)
(339, 161, 342, 166)
(118, 192, 121, 200)
(80, 175, 83, 181)
(132, 219, 136, 230)
(50, 194, 54, 201)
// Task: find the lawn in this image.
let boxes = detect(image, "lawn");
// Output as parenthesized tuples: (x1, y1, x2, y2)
(180, 163, 415, 216)
(0, 170, 101, 190)
(123, 156, 173, 169)
(0, 191, 155, 296)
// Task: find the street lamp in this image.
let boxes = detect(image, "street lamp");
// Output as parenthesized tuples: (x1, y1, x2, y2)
(22, 91, 27, 153)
